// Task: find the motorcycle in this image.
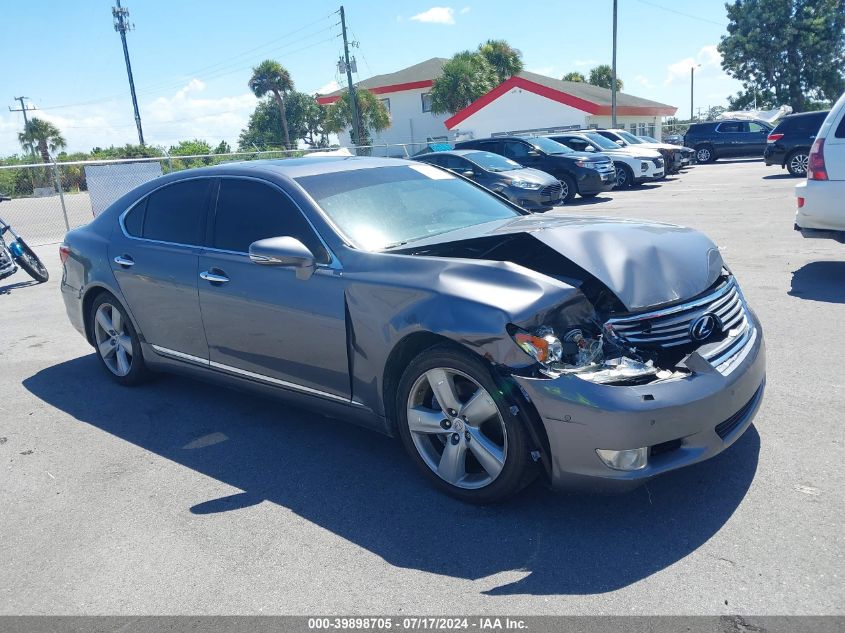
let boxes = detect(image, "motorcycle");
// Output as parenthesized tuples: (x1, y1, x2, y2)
(0, 195, 49, 284)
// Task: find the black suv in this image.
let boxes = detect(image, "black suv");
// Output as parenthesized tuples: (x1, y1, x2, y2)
(683, 119, 772, 163)
(763, 110, 829, 177)
(454, 135, 615, 202)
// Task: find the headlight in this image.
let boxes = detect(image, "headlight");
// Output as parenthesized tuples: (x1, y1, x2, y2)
(511, 180, 542, 190)
(510, 324, 674, 385)
(574, 160, 598, 169)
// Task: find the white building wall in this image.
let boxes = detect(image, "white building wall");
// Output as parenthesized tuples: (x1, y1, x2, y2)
(334, 87, 450, 157)
(449, 88, 589, 139)
(586, 115, 662, 139)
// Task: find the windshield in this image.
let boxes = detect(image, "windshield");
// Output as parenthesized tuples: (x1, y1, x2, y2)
(583, 132, 621, 150)
(526, 136, 573, 155)
(296, 164, 521, 251)
(466, 151, 522, 172)
(617, 131, 644, 144)
(639, 135, 659, 143)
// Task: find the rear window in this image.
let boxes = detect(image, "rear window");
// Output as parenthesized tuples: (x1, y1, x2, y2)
(142, 179, 211, 245)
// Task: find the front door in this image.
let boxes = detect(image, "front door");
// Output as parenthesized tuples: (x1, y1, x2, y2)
(109, 178, 213, 360)
(197, 177, 350, 400)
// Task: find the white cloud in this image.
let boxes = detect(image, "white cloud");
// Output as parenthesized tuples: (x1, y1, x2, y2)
(0, 80, 260, 155)
(665, 44, 724, 85)
(315, 80, 340, 96)
(460, 6, 471, 13)
(634, 74, 654, 89)
(411, 7, 456, 25)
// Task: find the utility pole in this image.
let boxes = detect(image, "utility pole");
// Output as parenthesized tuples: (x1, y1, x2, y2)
(9, 96, 36, 129)
(113, 0, 144, 145)
(690, 64, 700, 121)
(611, 0, 618, 127)
(339, 6, 362, 148)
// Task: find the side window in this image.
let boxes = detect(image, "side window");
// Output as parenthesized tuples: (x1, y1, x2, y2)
(836, 112, 845, 139)
(212, 179, 329, 263)
(717, 122, 742, 133)
(421, 93, 432, 113)
(502, 141, 529, 159)
(748, 122, 766, 133)
(123, 198, 146, 237)
(142, 179, 211, 245)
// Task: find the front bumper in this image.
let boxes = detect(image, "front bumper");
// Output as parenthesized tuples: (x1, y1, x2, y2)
(513, 312, 766, 491)
(509, 184, 561, 210)
(575, 167, 616, 194)
(763, 144, 785, 167)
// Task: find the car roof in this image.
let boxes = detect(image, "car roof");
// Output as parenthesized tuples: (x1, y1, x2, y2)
(782, 110, 830, 120)
(197, 155, 414, 179)
(419, 149, 486, 158)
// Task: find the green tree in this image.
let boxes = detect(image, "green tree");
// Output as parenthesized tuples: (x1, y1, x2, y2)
(704, 106, 727, 120)
(726, 87, 778, 111)
(90, 144, 164, 159)
(562, 71, 586, 82)
(169, 139, 213, 168)
(239, 92, 329, 151)
(324, 89, 390, 149)
(719, 0, 845, 112)
(477, 39, 523, 84)
(248, 59, 295, 149)
(588, 64, 623, 91)
(430, 51, 499, 115)
(214, 140, 231, 154)
(18, 117, 66, 163)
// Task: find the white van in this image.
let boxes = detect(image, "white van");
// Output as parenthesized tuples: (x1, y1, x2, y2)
(794, 91, 845, 242)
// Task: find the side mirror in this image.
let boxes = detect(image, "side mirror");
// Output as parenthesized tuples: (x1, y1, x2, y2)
(615, 140, 625, 146)
(249, 236, 316, 280)
(460, 169, 475, 178)
(583, 145, 596, 152)
(527, 149, 540, 157)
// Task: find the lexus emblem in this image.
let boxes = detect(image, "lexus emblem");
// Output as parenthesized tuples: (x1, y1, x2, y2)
(690, 313, 719, 341)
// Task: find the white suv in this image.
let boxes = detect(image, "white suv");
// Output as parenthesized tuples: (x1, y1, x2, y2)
(547, 132, 664, 188)
(794, 91, 845, 243)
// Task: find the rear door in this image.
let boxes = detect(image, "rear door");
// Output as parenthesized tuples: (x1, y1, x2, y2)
(109, 178, 212, 360)
(197, 177, 350, 400)
(745, 121, 770, 156)
(714, 121, 744, 156)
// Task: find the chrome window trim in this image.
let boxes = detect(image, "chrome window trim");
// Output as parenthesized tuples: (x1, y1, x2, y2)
(118, 174, 341, 270)
(150, 344, 362, 406)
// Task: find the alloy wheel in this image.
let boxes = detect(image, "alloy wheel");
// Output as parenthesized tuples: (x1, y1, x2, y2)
(406, 367, 508, 490)
(789, 153, 809, 175)
(697, 147, 712, 162)
(559, 179, 569, 199)
(615, 166, 628, 187)
(93, 303, 133, 377)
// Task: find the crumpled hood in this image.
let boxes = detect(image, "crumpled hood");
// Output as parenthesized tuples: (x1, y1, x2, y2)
(489, 215, 724, 311)
(400, 214, 725, 312)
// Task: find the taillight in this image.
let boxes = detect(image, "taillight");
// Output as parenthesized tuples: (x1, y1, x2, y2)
(797, 197, 805, 208)
(59, 244, 70, 264)
(767, 133, 784, 143)
(808, 138, 828, 181)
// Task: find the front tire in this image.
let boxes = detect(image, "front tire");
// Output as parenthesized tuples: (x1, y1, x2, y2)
(396, 344, 534, 504)
(614, 164, 633, 189)
(786, 150, 809, 177)
(558, 174, 577, 203)
(90, 293, 149, 385)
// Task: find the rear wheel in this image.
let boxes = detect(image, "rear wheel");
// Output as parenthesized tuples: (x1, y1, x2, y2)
(396, 344, 535, 504)
(90, 293, 149, 385)
(696, 144, 716, 163)
(786, 150, 809, 177)
(558, 174, 577, 203)
(14, 240, 48, 283)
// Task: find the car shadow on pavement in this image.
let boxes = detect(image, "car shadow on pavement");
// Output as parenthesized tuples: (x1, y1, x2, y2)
(762, 173, 797, 180)
(789, 261, 845, 304)
(23, 355, 760, 596)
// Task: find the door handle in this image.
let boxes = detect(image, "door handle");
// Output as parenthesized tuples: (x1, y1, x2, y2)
(114, 255, 134, 267)
(200, 270, 229, 284)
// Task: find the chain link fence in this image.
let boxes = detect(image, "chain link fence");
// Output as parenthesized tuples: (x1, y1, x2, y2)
(0, 143, 429, 246)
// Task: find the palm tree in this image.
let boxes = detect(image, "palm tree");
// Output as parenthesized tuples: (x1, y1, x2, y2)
(562, 72, 586, 83)
(477, 39, 523, 84)
(248, 60, 294, 150)
(18, 117, 66, 163)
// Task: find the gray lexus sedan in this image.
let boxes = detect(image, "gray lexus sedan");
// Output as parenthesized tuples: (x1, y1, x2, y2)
(59, 156, 765, 503)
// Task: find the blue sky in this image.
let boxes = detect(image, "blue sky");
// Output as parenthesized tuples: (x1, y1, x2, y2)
(0, 0, 743, 155)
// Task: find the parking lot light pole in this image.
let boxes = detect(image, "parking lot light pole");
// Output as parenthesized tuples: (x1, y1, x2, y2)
(611, 0, 617, 128)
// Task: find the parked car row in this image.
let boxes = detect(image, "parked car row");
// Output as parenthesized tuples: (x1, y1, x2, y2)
(415, 129, 697, 208)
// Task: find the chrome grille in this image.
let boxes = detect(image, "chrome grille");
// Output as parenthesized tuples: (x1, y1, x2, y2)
(606, 278, 749, 351)
(540, 183, 562, 199)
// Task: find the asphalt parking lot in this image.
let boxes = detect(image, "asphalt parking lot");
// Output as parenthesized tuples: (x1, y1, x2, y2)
(1, 159, 842, 616)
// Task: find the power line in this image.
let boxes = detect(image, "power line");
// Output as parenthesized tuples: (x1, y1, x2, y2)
(9, 96, 36, 128)
(634, 0, 727, 27)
